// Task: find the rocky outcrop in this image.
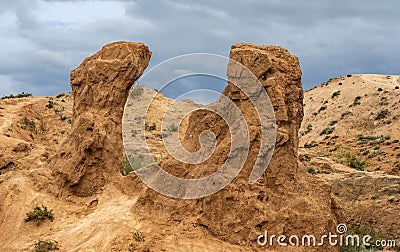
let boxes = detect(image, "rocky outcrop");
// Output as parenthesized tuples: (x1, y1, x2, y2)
(135, 43, 338, 251)
(52, 41, 151, 196)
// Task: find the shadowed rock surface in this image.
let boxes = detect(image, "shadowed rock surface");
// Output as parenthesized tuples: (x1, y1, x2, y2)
(135, 43, 338, 251)
(51, 41, 151, 196)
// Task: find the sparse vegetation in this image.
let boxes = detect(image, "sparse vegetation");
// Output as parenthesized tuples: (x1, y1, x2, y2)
(1, 92, 32, 100)
(304, 140, 318, 148)
(145, 122, 156, 131)
(318, 105, 327, 113)
(128, 242, 137, 252)
(133, 230, 145, 242)
(25, 205, 54, 226)
(307, 167, 316, 174)
(33, 240, 59, 252)
(120, 154, 133, 176)
(302, 124, 313, 135)
(351, 96, 361, 107)
(340, 226, 398, 252)
(167, 123, 179, 132)
(341, 111, 352, 119)
(320, 127, 335, 136)
(46, 100, 54, 109)
(345, 152, 368, 171)
(20, 117, 36, 131)
(331, 90, 341, 99)
(329, 120, 338, 126)
(120, 153, 148, 176)
(375, 109, 389, 120)
(131, 85, 144, 98)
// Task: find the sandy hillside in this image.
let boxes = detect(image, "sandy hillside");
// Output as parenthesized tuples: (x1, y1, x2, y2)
(1, 40, 399, 252)
(300, 74, 400, 173)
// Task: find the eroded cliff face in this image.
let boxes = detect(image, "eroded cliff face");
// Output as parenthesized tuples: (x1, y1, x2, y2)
(52, 41, 151, 196)
(134, 43, 338, 251)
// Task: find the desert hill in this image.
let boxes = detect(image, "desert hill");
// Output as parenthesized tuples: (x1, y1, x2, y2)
(300, 74, 400, 174)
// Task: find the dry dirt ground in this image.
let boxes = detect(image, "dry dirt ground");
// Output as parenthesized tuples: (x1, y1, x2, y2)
(0, 92, 252, 252)
(0, 74, 399, 251)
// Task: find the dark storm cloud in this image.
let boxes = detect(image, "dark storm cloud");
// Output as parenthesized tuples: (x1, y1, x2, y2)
(0, 0, 399, 98)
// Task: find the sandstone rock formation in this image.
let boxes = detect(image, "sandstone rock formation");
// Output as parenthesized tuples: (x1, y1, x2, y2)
(134, 43, 338, 251)
(52, 41, 151, 196)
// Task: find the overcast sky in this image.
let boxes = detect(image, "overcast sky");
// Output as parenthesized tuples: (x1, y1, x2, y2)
(1, 0, 399, 100)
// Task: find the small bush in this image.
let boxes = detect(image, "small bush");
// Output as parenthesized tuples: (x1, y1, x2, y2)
(351, 96, 361, 106)
(320, 127, 335, 136)
(133, 230, 145, 242)
(395, 86, 399, 90)
(304, 140, 318, 148)
(167, 123, 179, 132)
(331, 91, 341, 99)
(375, 109, 389, 120)
(131, 86, 144, 98)
(145, 123, 156, 131)
(329, 120, 338, 126)
(303, 124, 313, 135)
(345, 153, 368, 171)
(128, 243, 137, 252)
(33, 240, 59, 252)
(318, 106, 327, 113)
(25, 205, 54, 226)
(341, 111, 352, 119)
(378, 87, 383, 92)
(46, 100, 54, 109)
(1, 92, 32, 100)
(307, 167, 316, 174)
(120, 154, 133, 176)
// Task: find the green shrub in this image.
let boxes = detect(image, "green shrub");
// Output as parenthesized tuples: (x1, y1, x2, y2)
(33, 240, 59, 252)
(351, 96, 362, 107)
(168, 123, 179, 132)
(329, 120, 338, 126)
(331, 91, 341, 99)
(25, 205, 54, 226)
(302, 124, 313, 135)
(131, 85, 144, 98)
(120, 154, 148, 176)
(345, 153, 368, 171)
(320, 127, 335, 135)
(46, 100, 54, 109)
(120, 154, 133, 176)
(304, 140, 318, 148)
(341, 111, 352, 119)
(375, 109, 389, 120)
(318, 106, 327, 113)
(128, 243, 137, 252)
(145, 123, 156, 131)
(307, 167, 316, 174)
(1, 92, 32, 100)
(133, 230, 145, 242)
